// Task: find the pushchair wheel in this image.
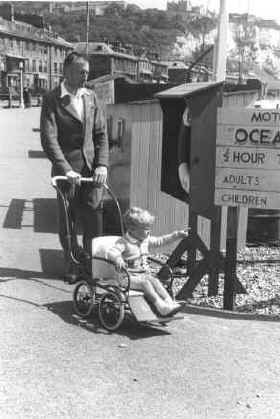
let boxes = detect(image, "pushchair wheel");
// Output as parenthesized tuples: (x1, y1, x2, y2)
(73, 281, 95, 318)
(98, 291, 125, 331)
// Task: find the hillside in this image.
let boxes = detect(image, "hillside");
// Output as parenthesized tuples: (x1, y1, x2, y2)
(4, 2, 280, 79)
(10, 1, 216, 60)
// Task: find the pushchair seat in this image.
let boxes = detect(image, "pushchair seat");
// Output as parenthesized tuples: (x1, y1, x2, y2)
(91, 235, 121, 280)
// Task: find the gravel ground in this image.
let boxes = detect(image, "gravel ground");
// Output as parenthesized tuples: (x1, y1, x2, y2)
(153, 246, 280, 317)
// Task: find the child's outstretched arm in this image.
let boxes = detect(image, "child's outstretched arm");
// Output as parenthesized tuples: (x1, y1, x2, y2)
(148, 229, 189, 250)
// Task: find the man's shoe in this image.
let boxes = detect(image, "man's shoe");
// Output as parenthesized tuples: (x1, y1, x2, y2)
(64, 262, 79, 284)
(64, 272, 79, 285)
(73, 245, 91, 263)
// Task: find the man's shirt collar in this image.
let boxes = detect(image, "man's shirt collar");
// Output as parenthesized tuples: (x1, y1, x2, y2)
(60, 81, 90, 98)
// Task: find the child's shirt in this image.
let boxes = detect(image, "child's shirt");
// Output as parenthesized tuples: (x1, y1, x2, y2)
(107, 231, 182, 272)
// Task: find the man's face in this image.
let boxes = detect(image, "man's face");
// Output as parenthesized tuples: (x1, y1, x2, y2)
(64, 59, 89, 89)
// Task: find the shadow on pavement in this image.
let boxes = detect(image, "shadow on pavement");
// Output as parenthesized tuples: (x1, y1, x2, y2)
(184, 304, 280, 322)
(2, 197, 125, 236)
(28, 150, 46, 158)
(0, 249, 64, 281)
(0, 267, 58, 281)
(39, 248, 64, 275)
(2, 198, 58, 233)
(34, 199, 58, 233)
(0, 248, 65, 287)
(3, 198, 25, 229)
(44, 299, 170, 339)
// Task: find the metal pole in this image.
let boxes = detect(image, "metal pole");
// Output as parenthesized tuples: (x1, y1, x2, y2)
(213, 0, 228, 81)
(19, 62, 24, 108)
(86, 1, 90, 56)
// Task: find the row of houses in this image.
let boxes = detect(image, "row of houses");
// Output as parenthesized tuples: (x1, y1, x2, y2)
(0, 3, 217, 95)
(0, 7, 170, 94)
(0, 4, 72, 92)
(74, 42, 169, 83)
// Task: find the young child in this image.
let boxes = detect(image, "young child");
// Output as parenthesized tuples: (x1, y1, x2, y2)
(107, 207, 188, 317)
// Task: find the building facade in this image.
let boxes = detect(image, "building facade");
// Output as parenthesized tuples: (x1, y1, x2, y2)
(52, 1, 128, 16)
(0, 5, 72, 92)
(74, 42, 168, 83)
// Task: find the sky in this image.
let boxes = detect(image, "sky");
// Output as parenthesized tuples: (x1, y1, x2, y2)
(113, 0, 280, 23)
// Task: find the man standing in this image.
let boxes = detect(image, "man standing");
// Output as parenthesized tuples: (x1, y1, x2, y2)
(40, 52, 109, 283)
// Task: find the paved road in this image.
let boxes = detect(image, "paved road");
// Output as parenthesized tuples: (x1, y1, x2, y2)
(1, 107, 280, 419)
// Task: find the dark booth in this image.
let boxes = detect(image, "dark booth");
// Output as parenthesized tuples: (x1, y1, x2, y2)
(156, 81, 223, 219)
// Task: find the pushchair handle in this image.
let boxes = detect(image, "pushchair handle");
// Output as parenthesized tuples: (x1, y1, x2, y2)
(51, 175, 97, 188)
(51, 175, 125, 237)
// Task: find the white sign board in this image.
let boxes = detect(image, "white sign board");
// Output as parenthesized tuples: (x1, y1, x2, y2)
(215, 107, 280, 209)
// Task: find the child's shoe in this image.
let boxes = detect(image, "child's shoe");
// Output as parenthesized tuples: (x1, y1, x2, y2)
(155, 300, 182, 317)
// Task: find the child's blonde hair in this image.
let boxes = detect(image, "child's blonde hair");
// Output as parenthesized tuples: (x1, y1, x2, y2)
(123, 207, 155, 231)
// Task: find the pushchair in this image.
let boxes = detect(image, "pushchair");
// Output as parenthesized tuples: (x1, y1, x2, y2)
(52, 176, 184, 331)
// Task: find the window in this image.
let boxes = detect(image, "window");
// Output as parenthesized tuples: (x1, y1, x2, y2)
(54, 62, 58, 74)
(32, 60, 36, 72)
(39, 60, 43, 72)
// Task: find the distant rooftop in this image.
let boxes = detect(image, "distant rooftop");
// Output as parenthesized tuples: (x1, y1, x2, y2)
(74, 42, 138, 60)
(155, 81, 223, 99)
(0, 16, 72, 47)
(229, 13, 280, 30)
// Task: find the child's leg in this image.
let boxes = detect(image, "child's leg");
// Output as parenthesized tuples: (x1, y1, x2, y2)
(148, 275, 173, 302)
(130, 275, 180, 316)
(130, 275, 162, 306)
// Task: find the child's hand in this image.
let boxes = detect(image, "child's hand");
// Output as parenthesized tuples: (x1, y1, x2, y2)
(115, 258, 127, 272)
(177, 229, 190, 238)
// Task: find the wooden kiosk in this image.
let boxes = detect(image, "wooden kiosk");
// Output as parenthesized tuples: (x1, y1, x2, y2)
(155, 82, 246, 309)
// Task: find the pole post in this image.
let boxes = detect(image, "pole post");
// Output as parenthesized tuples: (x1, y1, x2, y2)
(86, 2, 90, 57)
(223, 206, 238, 310)
(19, 61, 24, 109)
(213, 0, 228, 82)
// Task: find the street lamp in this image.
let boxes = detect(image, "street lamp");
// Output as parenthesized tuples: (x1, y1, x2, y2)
(19, 61, 24, 108)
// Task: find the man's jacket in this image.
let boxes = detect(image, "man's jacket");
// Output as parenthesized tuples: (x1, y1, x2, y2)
(40, 85, 108, 176)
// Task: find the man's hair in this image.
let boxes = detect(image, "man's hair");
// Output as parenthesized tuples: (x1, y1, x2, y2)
(123, 207, 155, 231)
(63, 51, 89, 71)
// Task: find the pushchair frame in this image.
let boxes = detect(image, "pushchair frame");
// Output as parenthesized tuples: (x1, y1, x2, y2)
(52, 176, 181, 331)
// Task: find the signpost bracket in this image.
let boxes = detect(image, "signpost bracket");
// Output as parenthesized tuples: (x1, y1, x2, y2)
(158, 228, 246, 301)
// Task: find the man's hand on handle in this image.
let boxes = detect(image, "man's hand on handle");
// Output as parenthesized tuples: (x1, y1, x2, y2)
(65, 170, 81, 199)
(64, 167, 107, 198)
(93, 166, 107, 186)
(66, 170, 82, 185)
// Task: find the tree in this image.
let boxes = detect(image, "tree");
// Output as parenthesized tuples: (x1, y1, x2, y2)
(231, 14, 259, 80)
